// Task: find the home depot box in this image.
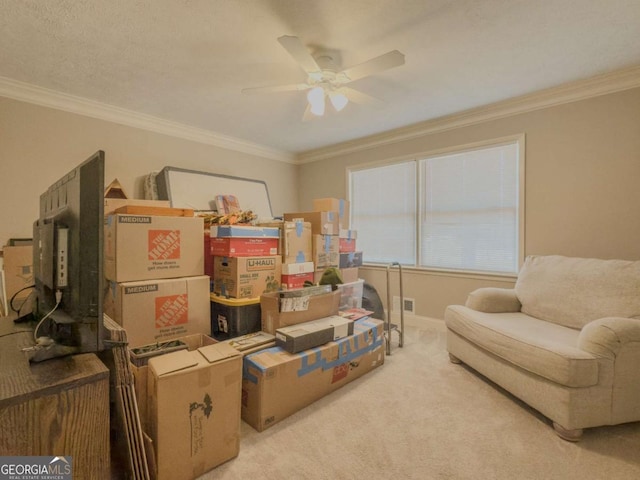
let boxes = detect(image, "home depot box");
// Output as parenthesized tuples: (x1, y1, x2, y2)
(260, 289, 341, 334)
(313, 198, 350, 229)
(147, 343, 242, 480)
(281, 261, 314, 290)
(213, 255, 281, 299)
(283, 211, 339, 236)
(275, 315, 354, 353)
(312, 234, 340, 269)
(210, 294, 261, 339)
(104, 214, 204, 282)
(242, 318, 384, 432)
(210, 225, 279, 257)
(2, 245, 33, 315)
(104, 275, 211, 348)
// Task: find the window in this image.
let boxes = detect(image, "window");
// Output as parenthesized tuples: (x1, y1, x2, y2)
(350, 161, 416, 264)
(349, 137, 523, 274)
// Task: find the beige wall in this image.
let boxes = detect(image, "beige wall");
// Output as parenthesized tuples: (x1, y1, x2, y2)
(299, 87, 640, 319)
(3, 87, 639, 320)
(0, 97, 299, 244)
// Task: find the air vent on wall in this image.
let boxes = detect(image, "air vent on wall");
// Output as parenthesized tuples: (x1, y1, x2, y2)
(393, 296, 415, 314)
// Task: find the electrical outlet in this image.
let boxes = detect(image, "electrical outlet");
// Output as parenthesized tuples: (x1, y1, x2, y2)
(392, 296, 415, 314)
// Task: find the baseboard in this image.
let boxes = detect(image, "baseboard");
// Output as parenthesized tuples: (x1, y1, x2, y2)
(385, 311, 446, 331)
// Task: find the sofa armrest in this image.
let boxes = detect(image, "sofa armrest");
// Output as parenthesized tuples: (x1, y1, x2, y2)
(578, 317, 640, 359)
(464, 288, 521, 313)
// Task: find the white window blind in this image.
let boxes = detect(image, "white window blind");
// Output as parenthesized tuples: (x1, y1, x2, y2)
(350, 161, 416, 264)
(349, 138, 522, 274)
(420, 142, 519, 273)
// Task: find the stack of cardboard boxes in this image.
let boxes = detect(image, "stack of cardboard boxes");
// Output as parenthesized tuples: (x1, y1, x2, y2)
(238, 197, 381, 433)
(103, 207, 244, 480)
(103, 208, 211, 348)
(310, 198, 364, 311)
(209, 224, 282, 339)
(242, 286, 385, 432)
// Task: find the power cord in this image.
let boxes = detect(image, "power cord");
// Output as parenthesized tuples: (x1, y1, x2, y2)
(9, 284, 35, 314)
(33, 290, 62, 343)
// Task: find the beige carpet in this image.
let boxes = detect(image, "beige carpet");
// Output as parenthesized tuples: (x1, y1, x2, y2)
(201, 318, 640, 480)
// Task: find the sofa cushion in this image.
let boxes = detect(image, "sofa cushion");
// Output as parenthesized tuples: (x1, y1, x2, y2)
(445, 305, 599, 387)
(515, 255, 640, 330)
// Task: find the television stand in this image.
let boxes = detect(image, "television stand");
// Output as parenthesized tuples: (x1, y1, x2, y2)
(0, 315, 110, 479)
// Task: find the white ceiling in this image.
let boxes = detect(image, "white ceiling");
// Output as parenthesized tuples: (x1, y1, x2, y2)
(2, 1, 640, 159)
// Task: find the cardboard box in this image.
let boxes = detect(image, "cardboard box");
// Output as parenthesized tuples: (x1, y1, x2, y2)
(203, 233, 214, 280)
(260, 289, 341, 334)
(258, 220, 313, 264)
(312, 234, 340, 269)
(210, 225, 281, 258)
(242, 318, 385, 431)
(313, 198, 350, 229)
(216, 331, 276, 356)
(104, 214, 204, 282)
(340, 267, 359, 284)
(104, 198, 170, 215)
(339, 228, 357, 240)
(147, 343, 242, 480)
(283, 211, 339, 236)
(210, 237, 279, 257)
(129, 333, 217, 433)
(281, 221, 312, 263)
(210, 225, 280, 238)
(2, 245, 33, 315)
(210, 294, 261, 339)
(339, 251, 363, 268)
(104, 275, 211, 348)
(213, 255, 281, 299)
(281, 261, 314, 290)
(339, 237, 356, 253)
(275, 315, 354, 353)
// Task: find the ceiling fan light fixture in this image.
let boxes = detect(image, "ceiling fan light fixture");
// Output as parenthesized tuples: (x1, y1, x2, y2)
(329, 91, 349, 112)
(307, 86, 326, 116)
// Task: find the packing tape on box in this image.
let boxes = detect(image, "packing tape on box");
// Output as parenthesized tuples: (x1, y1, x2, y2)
(297, 332, 383, 378)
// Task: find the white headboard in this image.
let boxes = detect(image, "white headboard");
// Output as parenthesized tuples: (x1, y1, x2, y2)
(155, 167, 273, 219)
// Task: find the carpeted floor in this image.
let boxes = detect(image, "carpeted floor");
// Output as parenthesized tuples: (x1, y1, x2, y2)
(201, 318, 640, 480)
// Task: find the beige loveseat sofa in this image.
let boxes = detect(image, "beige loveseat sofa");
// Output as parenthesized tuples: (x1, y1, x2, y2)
(445, 255, 640, 441)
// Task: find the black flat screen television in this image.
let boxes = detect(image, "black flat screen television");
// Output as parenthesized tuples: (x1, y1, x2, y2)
(29, 150, 106, 361)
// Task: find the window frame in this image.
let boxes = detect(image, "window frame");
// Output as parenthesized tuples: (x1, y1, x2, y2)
(346, 134, 525, 277)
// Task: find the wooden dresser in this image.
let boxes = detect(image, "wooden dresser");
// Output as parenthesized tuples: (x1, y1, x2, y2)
(0, 316, 110, 479)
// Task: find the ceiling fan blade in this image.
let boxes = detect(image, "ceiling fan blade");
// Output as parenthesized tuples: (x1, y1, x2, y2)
(242, 83, 310, 95)
(339, 50, 405, 83)
(277, 35, 321, 74)
(340, 87, 384, 106)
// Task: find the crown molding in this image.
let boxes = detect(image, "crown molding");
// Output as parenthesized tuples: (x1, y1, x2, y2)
(297, 64, 640, 164)
(0, 76, 296, 164)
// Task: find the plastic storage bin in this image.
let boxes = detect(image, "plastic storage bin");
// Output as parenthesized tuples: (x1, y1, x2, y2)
(210, 295, 261, 340)
(337, 279, 364, 310)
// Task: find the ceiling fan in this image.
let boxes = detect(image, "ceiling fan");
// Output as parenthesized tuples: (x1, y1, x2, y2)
(242, 35, 405, 119)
